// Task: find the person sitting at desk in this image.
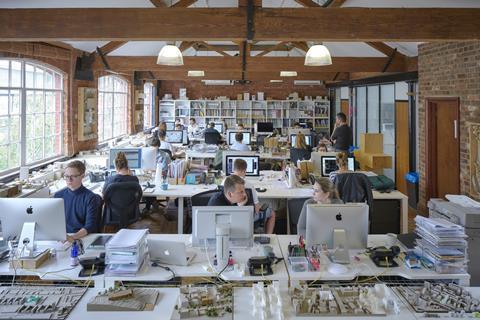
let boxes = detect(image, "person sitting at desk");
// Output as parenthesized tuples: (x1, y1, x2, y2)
(317, 143, 328, 152)
(188, 118, 201, 137)
(102, 152, 140, 193)
(230, 132, 250, 151)
(232, 159, 276, 234)
(290, 132, 312, 164)
(208, 175, 253, 207)
(236, 123, 245, 130)
(158, 130, 173, 154)
(54, 160, 102, 242)
(175, 119, 184, 130)
(204, 122, 222, 145)
(329, 151, 353, 183)
(297, 177, 343, 237)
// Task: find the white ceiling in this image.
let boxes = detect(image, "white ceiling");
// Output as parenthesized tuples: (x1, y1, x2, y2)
(1, 0, 480, 8)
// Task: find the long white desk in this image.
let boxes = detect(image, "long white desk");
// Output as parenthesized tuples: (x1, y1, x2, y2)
(277, 235, 470, 286)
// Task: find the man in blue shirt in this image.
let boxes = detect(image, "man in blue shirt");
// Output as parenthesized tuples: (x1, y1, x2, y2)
(54, 160, 101, 242)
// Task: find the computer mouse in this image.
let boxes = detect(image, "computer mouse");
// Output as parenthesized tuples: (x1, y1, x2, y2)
(327, 263, 348, 275)
(256, 187, 267, 192)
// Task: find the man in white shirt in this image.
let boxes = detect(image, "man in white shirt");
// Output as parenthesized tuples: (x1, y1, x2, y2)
(232, 159, 276, 234)
(187, 118, 200, 137)
(230, 132, 250, 151)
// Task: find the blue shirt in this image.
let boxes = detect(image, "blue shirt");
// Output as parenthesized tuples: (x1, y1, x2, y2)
(54, 185, 101, 234)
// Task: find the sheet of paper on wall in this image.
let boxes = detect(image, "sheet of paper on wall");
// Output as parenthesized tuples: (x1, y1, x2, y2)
(445, 194, 480, 208)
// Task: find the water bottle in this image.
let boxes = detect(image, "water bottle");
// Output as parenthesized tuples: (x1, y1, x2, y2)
(70, 241, 79, 266)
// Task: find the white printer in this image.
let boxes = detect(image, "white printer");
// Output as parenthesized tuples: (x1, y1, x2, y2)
(428, 198, 480, 285)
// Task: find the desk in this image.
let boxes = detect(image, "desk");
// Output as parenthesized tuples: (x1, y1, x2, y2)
(104, 234, 289, 288)
(68, 287, 179, 320)
(277, 235, 470, 286)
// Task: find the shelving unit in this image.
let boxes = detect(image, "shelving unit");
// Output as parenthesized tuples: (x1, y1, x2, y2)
(158, 98, 330, 134)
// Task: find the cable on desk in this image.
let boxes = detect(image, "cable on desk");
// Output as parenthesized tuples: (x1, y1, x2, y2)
(151, 261, 176, 279)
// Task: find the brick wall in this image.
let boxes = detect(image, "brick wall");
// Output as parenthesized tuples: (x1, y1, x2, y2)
(417, 41, 480, 213)
(158, 80, 327, 100)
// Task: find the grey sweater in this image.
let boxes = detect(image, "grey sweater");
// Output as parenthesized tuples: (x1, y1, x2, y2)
(297, 198, 344, 238)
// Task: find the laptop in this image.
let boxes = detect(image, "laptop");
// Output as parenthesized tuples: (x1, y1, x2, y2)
(147, 239, 196, 266)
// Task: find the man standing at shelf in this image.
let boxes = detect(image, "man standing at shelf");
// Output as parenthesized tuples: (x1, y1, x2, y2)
(54, 161, 102, 242)
(330, 112, 353, 153)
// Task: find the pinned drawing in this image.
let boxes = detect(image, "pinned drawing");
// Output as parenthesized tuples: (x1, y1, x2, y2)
(470, 124, 480, 197)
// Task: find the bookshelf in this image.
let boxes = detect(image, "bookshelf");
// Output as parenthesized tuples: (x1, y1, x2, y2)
(158, 98, 330, 134)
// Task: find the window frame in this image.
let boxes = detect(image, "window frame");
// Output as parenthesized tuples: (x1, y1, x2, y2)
(0, 59, 64, 176)
(143, 82, 155, 130)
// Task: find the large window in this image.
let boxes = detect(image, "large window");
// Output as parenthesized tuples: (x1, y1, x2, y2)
(143, 82, 155, 129)
(98, 76, 128, 142)
(0, 59, 63, 174)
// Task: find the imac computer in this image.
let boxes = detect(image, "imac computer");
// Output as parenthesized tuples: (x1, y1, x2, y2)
(290, 134, 313, 147)
(225, 155, 260, 176)
(227, 130, 251, 145)
(311, 152, 337, 175)
(306, 203, 369, 263)
(0, 198, 67, 254)
(255, 122, 274, 135)
(165, 121, 175, 131)
(214, 123, 224, 134)
(141, 146, 158, 171)
(321, 155, 355, 177)
(109, 148, 142, 170)
(165, 130, 184, 144)
(192, 206, 253, 247)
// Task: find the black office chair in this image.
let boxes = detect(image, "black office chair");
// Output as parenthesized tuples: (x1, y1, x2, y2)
(204, 132, 222, 145)
(103, 182, 143, 230)
(290, 148, 312, 164)
(287, 197, 311, 235)
(93, 194, 104, 232)
(159, 148, 173, 159)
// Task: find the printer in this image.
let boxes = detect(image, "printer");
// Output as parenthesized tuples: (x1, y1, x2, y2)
(428, 198, 480, 285)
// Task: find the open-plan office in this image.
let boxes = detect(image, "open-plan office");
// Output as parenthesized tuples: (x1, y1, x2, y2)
(1, 0, 480, 319)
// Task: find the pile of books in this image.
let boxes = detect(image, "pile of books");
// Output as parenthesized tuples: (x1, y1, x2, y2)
(414, 216, 467, 274)
(105, 229, 148, 277)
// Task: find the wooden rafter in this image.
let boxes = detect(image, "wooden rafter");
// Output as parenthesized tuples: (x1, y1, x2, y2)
(2, 8, 480, 41)
(255, 41, 289, 57)
(290, 41, 310, 53)
(172, 0, 198, 7)
(99, 41, 127, 55)
(365, 42, 406, 58)
(150, 0, 167, 7)
(294, 0, 321, 7)
(179, 41, 196, 52)
(196, 41, 230, 56)
(328, 0, 346, 7)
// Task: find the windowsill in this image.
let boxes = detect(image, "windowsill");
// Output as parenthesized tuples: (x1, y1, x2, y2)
(0, 155, 68, 183)
(97, 134, 129, 149)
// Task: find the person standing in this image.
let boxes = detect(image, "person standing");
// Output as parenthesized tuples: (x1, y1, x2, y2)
(330, 112, 353, 152)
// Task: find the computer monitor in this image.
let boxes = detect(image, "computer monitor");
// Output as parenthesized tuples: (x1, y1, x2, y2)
(214, 123, 224, 134)
(306, 203, 369, 249)
(141, 147, 157, 171)
(311, 152, 337, 175)
(192, 206, 253, 247)
(165, 121, 175, 131)
(165, 130, 184, 144)
(109, 148, 142, 169)
(291, 134, 313, 147)
(288, 128, 311, 137)
(255, 122, 274, 134)
(227, 130, 251, 145)
(0, 198, 67, 243)
(225, 155, 260, 176)
(321, 155, 355, 177)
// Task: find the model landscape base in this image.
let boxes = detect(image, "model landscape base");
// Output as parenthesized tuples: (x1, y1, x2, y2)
(176, 284, 233, 318)
(87, 287, 159, 311)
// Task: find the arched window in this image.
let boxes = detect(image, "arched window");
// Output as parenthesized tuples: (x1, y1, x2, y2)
(98, 75, 128, 142)
(0, 59, 64, 174)
(143, 82, 155, 129)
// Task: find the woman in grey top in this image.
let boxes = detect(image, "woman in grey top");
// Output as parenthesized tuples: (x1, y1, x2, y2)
(297, 177, 343, 237)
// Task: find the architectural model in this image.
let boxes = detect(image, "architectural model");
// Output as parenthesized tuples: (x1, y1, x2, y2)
(176, 284, 233, 318)
(393, 282, 480, 313)
(87, 287, 159, 311)
(0, 286, 85, 320)
(290, 284, 399, 316)
(251, 281, 284, 319)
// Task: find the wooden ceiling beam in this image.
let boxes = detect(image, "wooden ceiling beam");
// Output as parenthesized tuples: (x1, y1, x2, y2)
(0, 42, 71, 60)
(255, 41, 289, 57)
(94, 56, 408, 73)
(150, 0, 167, 7)
(99, 41, 128, 55)
(172, 0, 198, 8)
(290, 41, 309, 53)
(365, 42, 406, 58)
(179, 41, 196, 52)
(2, 8, 480, 41)
(196, 41, 230, 56)
(328, 0, 346, 7)
(294, 0, 321, 7)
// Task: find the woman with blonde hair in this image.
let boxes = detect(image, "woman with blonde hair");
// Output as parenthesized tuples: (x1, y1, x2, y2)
(329, 151, 352, 182)
(297, 176, 343, 237)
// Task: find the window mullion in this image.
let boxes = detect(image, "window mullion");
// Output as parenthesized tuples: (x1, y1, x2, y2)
(20, 61, 27, 167)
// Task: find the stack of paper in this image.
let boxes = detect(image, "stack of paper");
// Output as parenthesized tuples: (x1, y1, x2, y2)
(414, 216, 467, 274)
(105, 229, 148, 277)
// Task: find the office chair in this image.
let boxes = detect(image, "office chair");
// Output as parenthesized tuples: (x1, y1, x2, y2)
(287, 197, 310, 235)
(290, 148, 312, 165)
(159, 148, 173, 159)
(333, 172, 374, 221)
(204, 131, 222, 145)
(103, 182, 143, 230)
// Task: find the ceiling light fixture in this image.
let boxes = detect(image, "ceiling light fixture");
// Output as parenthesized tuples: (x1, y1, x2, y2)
(304, 44, 332, 66)
(270, 80, 283, 83)
(280, 71, 297, 77)
(157, 42, 183, 66)
(188, 70, 205, 77)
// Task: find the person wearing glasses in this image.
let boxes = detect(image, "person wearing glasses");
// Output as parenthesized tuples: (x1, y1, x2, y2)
(296, 177, 343, 238)
(54, 160, 102, 242)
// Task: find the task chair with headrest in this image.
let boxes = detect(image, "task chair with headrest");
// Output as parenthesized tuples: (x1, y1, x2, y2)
(333, 172, 373, 220)
(103, 182, 143, 230)
(290, 148, 312, 165)
(204, 131, 222, 145)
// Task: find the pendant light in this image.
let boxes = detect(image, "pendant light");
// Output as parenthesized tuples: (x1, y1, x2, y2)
(304, 43, 332, 66)
(157, 42, 183, 66)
